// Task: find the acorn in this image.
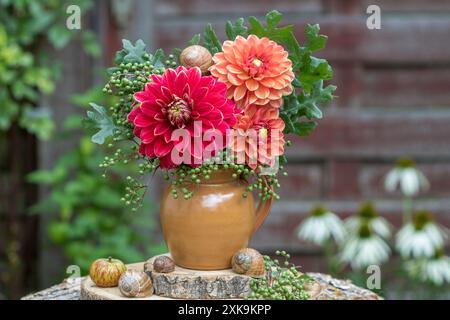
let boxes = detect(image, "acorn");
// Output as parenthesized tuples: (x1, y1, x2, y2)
(118, 270, 153, 298)
(153, 255, 175, 273)
(231, 248, 265, 277)
(180, 45, 213, 75)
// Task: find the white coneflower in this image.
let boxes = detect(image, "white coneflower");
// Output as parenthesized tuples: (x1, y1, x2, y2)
(405, 250, 450, 286)
(384, 157, 429, 197)
(345, 202, 392, 239)
(340, 223, 391, 270)
(297, 207, 346, 245)
(396, 211, 447, 258)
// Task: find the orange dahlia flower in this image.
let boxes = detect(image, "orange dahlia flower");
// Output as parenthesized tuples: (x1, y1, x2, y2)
(232, 104, 285, 169)
(210, 35, 295, 109)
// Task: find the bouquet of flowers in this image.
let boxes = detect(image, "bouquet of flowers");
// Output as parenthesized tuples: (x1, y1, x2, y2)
(87, 10, 335, 208)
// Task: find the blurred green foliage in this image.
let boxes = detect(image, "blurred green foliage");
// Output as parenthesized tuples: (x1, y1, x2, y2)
(28, 88, 166, 272)
(0, 0, 99, 139)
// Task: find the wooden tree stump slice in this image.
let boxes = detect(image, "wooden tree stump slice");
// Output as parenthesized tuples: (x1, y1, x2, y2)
(80, 262, 170, 300)
(80, 254, 324, 300)
(144, 254, 253, 299)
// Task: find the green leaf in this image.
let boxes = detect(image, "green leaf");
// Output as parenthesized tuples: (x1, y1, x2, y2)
(47, 26, 72, 49)
(266, 10, 282, 30)
(188, 34, 201, 45)
(298, 81, 336, 120)
(150, 48, 165, 69)
(304, 24, 328, 52)
(225, 18, 248, 39)
(248, 16, 265, 36)
(19, 107, 54, 140)
(27, 166, 67, 185)
(293, 121, 318, 136)
(203, 24, 222, 54)
(82, 31, 101, 57)
(86, 103, 116, 144)
(119, 39, 145, 64)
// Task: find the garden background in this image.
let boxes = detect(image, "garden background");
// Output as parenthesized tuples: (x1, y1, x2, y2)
(1, 0, 450, 299)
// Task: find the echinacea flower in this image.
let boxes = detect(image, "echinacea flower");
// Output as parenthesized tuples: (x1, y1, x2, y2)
(396, 211, 447, 258)
(210, 35, 294, 109)
(340, 223, 391, 270)
(129, 66, 238, 168)
(231, 104, 285, 169)
(405, 249, 450, 286)
(384, 157, 429, 197)
(345, 202, 392, 239)
(297, 206, 346, 245)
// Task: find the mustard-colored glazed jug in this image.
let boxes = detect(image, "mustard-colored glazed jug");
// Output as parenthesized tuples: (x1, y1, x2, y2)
(160, 169, 273, 270)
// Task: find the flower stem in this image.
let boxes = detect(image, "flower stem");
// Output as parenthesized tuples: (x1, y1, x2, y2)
(402, 196, 413, 224)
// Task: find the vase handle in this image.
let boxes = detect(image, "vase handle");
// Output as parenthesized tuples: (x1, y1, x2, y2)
(253, 194, 274, 234)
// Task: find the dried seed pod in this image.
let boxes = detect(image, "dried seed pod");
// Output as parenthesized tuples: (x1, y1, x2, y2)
(180, 45, 213, 75)
(153, 256, 175, 273)
(118, 270, 153, 298)
(231, 248, 265, 277)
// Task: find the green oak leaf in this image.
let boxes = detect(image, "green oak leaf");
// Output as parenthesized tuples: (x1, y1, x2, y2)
(188, 34, 201, 45)
(225, 18, 248, 39)
(86, 103, 116, 145)
(293, 121, 318, 136)
(203, 24, 222, 54)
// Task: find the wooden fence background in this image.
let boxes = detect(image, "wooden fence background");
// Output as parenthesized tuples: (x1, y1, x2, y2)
(2, 0, 450, 297)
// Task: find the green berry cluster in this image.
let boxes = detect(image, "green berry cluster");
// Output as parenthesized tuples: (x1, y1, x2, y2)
(164, 54, 177, 68)
(166, 150, 284, 201)
(248, 250, 312, 300)
(102, 54, 166, 143)
(120, 175, 149, 211)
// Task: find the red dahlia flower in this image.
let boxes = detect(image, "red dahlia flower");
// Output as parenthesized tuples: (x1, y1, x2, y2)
(128, 66, 238, 168)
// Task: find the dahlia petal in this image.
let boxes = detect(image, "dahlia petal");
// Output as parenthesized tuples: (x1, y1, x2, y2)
(245, 78, 259, 91)
(187, 67, 201, 89)
(191, 87, 209, 102)
(154, 139, 173, 157)
(158, 154, 176, 169)
(227, 73, 243, 86)
(233, 85, 247, 101)
(226, 64, 243, 74)
(128, 107, 140, 123)
(134, 113, 154, 127)
(134, 90, 151, 103)
(154, 122, 170, 136)
(236, 73, 250, 81)
(140, 128, 155, 143)
(248, 92, 258, 104)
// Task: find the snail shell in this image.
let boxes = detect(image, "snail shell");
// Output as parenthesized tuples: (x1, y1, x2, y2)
(118, 270, 153, 298)
(179, 45, 213, 75)
(153, 255, 175, 273)
(231, 248, 265, 277)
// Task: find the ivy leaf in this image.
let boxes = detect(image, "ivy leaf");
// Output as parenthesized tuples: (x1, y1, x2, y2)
(203, 24, 222, 54)
(293, 121, 318, 136)
(188, 34, 201, 45)
(225, 18, 248, 39)
(86, 103, 115, 145)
